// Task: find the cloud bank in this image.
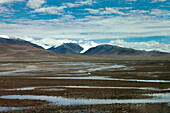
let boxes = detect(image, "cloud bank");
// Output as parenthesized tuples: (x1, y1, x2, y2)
(108, 40, 170, 53)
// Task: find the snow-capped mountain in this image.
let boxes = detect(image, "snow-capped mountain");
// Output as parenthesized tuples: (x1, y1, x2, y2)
(80, 41, 99, 53)
(48, 43, 83, 54)
(0, 35, 43, 49)
(0, 35, 170, 54)
(32, 38, 77, 49)
(83, 44, 170, 55)
(83, 44, 147, 55)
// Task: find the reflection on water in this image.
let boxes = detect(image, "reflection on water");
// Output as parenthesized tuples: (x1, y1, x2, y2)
(0, 62, 126, 76)
(41, 62, 112, 66)
(86, 65, 125, 72)
(0, 87, 38, 91)
(0, 63, 12, 66)
(0, 69, 32, 75)
(41, 89, 66, 91)
(0, 107, 27, 112)
(0, 61, 169, 112)
(2, 85, 168, 91)
(72, 65, 125, 73)
(54, 86, 160, 91)
(0, 65, 37, 76)
(0, 85, 164, 91)
(35, 76, 170, 83)
(57, 73, 91, 76)
(26, 65, 37, 69)
(0, 93, 170, 105)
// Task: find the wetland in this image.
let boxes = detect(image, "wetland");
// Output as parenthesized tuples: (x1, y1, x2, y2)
(0, 60, 169, 113)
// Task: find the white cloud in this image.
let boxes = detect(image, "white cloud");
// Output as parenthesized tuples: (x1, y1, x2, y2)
(27, 0, 46, 9)
(32, 0, 97, 15)
(61, 15, 75, 20)
(109, 39, 170, 53)
(0, 0, 24, 4)
(152, 0, 166, 3)
(85, 7, 169, 17)
(150, 9, 170, 16)
(102, 7, 125, 15)
(63, 0, 96, 8)
(78, 0, 96, 5)
(0, 6, 9, 13)
(32, 6, 66, 14)
(85, 7, 125, 15)
(126, 0, 136, 1)
(129, 10, 149, 14)
(0, 13, 169, 40)
(85, 8, 100, 14)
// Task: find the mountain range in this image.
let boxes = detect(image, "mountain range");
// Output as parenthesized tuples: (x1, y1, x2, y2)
(0, 36, 169, 58)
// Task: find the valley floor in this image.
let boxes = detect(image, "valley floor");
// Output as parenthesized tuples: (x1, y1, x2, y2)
(0, 60, 169, 113)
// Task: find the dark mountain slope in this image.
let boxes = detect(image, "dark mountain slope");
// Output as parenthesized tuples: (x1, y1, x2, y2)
(149, 50, 170, 54)
(83, 44, 170, 56)
(83, 44, 148, 55)
(0, 37, 43, 49)
(48, 43, 83, 54)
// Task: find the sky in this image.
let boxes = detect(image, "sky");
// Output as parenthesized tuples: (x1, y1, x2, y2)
(0, 0, 170, 52)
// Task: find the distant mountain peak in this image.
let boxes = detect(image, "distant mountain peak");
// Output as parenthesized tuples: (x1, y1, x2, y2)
(83, 44, 146, 55)
(48, 43, 83, 54)
(0, 35, 22, 40)
(83, 44, 170, 56)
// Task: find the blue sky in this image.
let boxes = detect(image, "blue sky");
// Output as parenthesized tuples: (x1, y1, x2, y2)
(0, 0, 170, 52)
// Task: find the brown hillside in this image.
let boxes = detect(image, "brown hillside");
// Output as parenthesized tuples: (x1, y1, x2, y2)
(0, 44, 61, 61)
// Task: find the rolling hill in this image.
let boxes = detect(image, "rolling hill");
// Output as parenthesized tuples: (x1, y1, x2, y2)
(0, 44, 59, 61)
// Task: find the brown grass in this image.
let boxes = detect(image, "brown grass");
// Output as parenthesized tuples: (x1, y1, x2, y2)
(8, 103, 170, 113)
(0, 60, 169, 112)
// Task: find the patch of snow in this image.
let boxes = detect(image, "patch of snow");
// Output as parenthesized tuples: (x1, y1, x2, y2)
(80, 41, 99, 53)
(0, 35, 9, 38)
(32, 38, 77, 49)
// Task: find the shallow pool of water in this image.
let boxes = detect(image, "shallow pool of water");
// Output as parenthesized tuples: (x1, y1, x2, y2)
(86, 65, 126, 72)
(0, 87, 38, 91)
(54, 86, 160, 91)
(0, 65, 37, 76)
(0, 69, 32, 75)
(41, 62, 107, 66)
(0, 85, 163, 91)
(0, 107, 27, 112)
(34, 76, 170, 83)
(41, 89, 66, 91)
(0, 93, 170, 105)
